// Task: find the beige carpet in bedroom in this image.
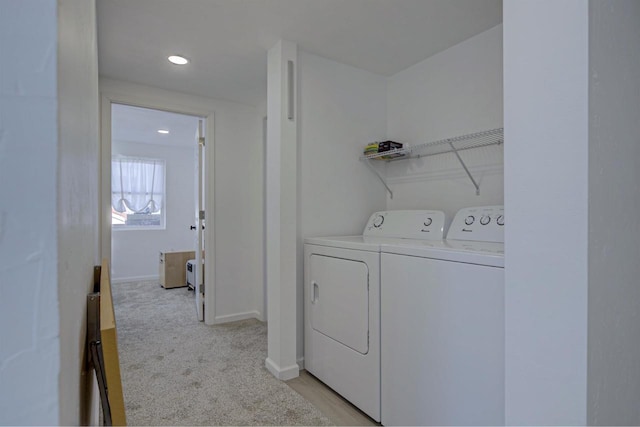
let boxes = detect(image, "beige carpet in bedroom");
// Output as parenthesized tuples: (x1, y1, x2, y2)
(111, 281, 332, 426)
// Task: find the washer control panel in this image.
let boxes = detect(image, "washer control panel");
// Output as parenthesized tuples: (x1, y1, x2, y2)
(447, 205, 504, 243)
(363, 210, 445, 240)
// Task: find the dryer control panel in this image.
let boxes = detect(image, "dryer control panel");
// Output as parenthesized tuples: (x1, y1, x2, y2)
(447, 205, 504, 243)
(363, 210, 445, 240)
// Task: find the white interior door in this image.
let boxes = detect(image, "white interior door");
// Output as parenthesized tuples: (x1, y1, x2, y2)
(194, 119, 205, 321)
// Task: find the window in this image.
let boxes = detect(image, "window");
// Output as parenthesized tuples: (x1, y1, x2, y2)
(112, 157, 165, 229)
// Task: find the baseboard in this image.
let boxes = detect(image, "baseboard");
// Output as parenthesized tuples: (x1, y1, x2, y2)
(296, 356, 304, 370)
(111, 275, 159, 284)
(265, 357, 300, 381)
(214, 310, 261, 324)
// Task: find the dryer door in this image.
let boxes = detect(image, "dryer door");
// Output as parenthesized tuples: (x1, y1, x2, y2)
(309, 254, 369, 354)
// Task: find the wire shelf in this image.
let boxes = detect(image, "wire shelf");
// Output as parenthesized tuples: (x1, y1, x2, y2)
(360, 128, 503, 161)
(359, 128, 504, 197)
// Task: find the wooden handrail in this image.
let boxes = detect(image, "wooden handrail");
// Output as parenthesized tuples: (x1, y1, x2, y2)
(99, 259, 127, 426)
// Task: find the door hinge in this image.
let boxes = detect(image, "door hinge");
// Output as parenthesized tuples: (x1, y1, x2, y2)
(199, 210, 205, 220)
(199, 283, 205, 294)
(199, 137, 205, 147)
(367, 331, 370, 346)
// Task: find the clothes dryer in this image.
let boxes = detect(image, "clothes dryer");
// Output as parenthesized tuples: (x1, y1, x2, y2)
(304, 210, 446, 422)
(380, 205, 505, 426)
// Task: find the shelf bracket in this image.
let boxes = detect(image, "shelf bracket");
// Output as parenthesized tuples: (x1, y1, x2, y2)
(363, 159, 393, 199)
(448, 141, 480, 195)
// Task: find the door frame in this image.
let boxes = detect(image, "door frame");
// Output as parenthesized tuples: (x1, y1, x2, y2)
(100, 80, 216, 324)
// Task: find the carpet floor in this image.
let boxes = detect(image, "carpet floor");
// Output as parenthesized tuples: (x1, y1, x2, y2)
(111, 281, 332, 426)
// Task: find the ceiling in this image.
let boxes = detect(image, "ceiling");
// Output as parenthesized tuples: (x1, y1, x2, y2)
(111, 103, 200, 148)
(97, 0, 502, 108)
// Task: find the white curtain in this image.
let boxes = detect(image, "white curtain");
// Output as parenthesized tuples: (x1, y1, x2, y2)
(112, 157, 164, 214)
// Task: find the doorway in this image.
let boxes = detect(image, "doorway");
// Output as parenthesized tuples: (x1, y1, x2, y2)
(100, 90, 216, 323)
(110, 104, 207, 319)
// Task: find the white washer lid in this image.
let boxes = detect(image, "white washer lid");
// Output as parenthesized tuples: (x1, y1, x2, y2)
(381, 239, 504, 267)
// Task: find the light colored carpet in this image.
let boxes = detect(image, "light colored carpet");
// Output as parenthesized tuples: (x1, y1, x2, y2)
(112, 281, 332, 426)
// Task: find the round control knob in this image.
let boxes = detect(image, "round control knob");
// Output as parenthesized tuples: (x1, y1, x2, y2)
(480, 215, 491, 225)
(373, 214, 385, 228)
(423, 217, 432, 227)
(464, 215, 475, 225)
(497, 215, 504, 226)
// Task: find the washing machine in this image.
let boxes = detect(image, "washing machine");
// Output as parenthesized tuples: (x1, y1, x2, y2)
(304, 210, 446, 422)
(381, 205, 505, 426)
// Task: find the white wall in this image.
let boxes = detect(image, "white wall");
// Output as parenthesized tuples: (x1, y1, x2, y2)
(588, 1, 640, 425)
(57, 1, 101, 424)
(266, 41, 299, 379)
(300, 52, 388, 238)
(504, 1, 589, 424)
(213, 93, 264, 322)
(386, 25, 504, 220)
(0, 1, 100, 425)
(0, 1, 60, 424)
(111, 140, 196, 282)
(100, 79, 264, 323)
(298, 52, 388, 362)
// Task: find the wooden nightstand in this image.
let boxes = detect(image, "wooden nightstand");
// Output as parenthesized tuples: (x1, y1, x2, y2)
(159, 251, 195, 288)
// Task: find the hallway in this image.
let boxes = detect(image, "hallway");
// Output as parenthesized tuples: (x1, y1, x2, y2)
(111, 281, 329, 425)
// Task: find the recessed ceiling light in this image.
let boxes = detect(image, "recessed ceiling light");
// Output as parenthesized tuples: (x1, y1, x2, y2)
(168, 55, 189, 65)
(157, 129, 170, 134)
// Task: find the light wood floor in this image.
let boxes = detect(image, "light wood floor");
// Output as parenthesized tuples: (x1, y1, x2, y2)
(286, 370, 379, 426)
